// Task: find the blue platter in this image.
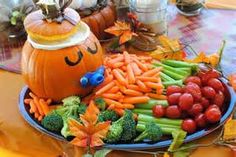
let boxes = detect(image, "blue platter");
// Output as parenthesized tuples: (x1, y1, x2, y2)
(19, 78, 236, 150)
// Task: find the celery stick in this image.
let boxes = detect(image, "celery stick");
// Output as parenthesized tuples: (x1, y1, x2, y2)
(138, 114, 183, 126)
(160, 72, 175, 82)
(163, 69, 186, 80)
(133, 109, 153, 116)
(136, 99, 168, 109)
(162, 60, 198, 71)
(176, 68, 192, 74)
(163, 80, 183, 88)
(136, 123, 181, 135)
(138, 121, 181, 129)
(153, 62, 189, 76)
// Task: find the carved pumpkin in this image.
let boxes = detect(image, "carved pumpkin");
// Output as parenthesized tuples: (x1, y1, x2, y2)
(82, 1, 117, 40)
(21, 3, 103, 102)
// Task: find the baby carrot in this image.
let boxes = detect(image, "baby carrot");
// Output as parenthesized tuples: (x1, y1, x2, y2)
(95, 81, 115, 95)
(39, 99, 50, 115)
(29, 101, 36, 113)
(107, 56, 124, 66)
(142, 67, 162, 77)
(124, 51, 131, 64)
(127, 84, 141, 91)
(127, 64, 136, 84)
(130, 62, 142, 76)
(108, 104, 115, 110)
(38, 115, 43, 122)
(136, 80, 149, 91)
(136, 76, 159, 82)
(147, 93, 167, 100)
(123, 96, 150, 104)
(34, 112, 39, 119)
(112, 62, 124, 68)
(32, 97, 44, 116)
(102, 93, 124, 100)
(144, 82, 163, 89)
(114, 108, 125, 116)
(121, 66, 127, 71)
(114, 80, 126, 93)
(107, 86, 120, 93)
(117, 69, 126, 77)
(133, 58, 148, 72)
(113, 69, 127, 85)
(24, 99, 31, 104)
(122, 104, 135, 109)
(123, 89, 143, 96)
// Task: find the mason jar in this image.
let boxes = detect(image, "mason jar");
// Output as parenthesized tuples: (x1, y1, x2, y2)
(129, 0, 168, 36)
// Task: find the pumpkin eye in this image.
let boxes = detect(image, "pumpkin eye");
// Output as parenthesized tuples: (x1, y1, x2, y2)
(64, 50, 83, 66)
(87, 42, 98, 54)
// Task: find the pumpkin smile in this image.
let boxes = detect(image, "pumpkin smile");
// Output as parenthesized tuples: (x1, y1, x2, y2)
(87, 42, 98, 54)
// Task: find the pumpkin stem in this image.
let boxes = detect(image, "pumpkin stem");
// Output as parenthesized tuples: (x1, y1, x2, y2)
(37, 0, 75, 24)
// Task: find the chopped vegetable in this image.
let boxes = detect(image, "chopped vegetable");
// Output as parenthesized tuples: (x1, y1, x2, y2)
(98, 110, 119, 122)
(135, 99, 168, 109)
(95, 98, 106, 111)
(134, 121, 162, 142)
(168, 130, 187, 152)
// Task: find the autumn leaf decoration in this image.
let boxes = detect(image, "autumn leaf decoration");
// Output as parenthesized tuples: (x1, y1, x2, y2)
(150, 35, 187, 60)
(105, 21, 137, 45)
(185, 40, 226, 68)
(68, 101, 110, 148)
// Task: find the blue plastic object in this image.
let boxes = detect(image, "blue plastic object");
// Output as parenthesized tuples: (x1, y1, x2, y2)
(19, 78, 236, 150)
(80, 66, 105, 87)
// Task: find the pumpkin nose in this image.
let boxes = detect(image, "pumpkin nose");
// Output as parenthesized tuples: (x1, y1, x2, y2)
(80, 66, 105, 87)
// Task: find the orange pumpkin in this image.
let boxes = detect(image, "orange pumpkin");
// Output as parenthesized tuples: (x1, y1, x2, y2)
(21, 6, 104, 102)
(82, 1, 117, 40)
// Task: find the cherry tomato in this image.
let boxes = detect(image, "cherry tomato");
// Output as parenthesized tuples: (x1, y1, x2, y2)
(188, 103, 203, 116)
(208, 104, 220, 110)
(181, 111, 189, 119)
(200, 97, 210, 109)
(213, 91, 225, 108)
(185, 82, 202, 102)
(166, 85, 183, 96)
(207, 78, 224, 92)
(201, 69, 221, 85)
(202, 86, 216, 99)
(179, 93, 194, 110)
(152, 105, 166, 118)
(166, 105, 181, 119)
(205, 106, 222, 123)
(167, 93, 182, 105)
(195, 114, 207, 128)
(181, 119, 197, 134)
(184, 76, 202, 87)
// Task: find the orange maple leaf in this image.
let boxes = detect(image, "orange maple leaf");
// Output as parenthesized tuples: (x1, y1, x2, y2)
(68, 101, 110, 148)
(150, 35, 186, 60)
(185, 52, 220, 67)
(229, 74, 236, 91)
(105, 21, 137, 45)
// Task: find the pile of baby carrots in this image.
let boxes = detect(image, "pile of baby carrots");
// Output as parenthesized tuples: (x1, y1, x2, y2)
(90, 51, 165, 116)
(24, 92, 51, 121)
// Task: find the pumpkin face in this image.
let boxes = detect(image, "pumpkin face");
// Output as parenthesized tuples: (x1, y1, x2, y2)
(21, 32, 103, 102)
(82, 1, 117, 40)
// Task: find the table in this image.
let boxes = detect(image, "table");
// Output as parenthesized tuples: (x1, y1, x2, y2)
(0, 5, 236, 157)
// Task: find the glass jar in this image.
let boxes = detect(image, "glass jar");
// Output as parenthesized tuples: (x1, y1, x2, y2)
(176, 0, 205, 16)
(129, 0, 168, 36)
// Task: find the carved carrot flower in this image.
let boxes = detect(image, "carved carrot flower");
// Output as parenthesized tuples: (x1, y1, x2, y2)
(68, 101, 110, 148)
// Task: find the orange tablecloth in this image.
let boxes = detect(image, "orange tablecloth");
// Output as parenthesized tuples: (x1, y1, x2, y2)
(0, 70, 234, 157)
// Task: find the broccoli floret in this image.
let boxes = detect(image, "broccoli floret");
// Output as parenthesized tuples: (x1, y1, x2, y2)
(62, 96, 80, 106)
(105, 118, 123, 143)
(41, 112, 63, 133)
(105, 110, 136, 143)
(94, 98, 106, 111)
(134, 121, 162, 142)
(98, 110, 119, 122)
(77, 103, 87, 115)
(120, 110, 136, 142)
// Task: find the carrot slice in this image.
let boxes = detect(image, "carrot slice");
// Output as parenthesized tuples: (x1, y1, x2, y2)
(95, 81, 115, 95)
(127, 64, 136, 84)
(123, 96, 150, 104)
(113, 69, 127, 85)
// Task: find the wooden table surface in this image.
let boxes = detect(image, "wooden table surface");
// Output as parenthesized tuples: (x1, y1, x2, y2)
(0, 5, 236, 157)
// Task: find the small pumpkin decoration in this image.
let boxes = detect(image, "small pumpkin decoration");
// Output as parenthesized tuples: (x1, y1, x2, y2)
(80, 0, 117, 40)
(21, 0, 104, 102)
